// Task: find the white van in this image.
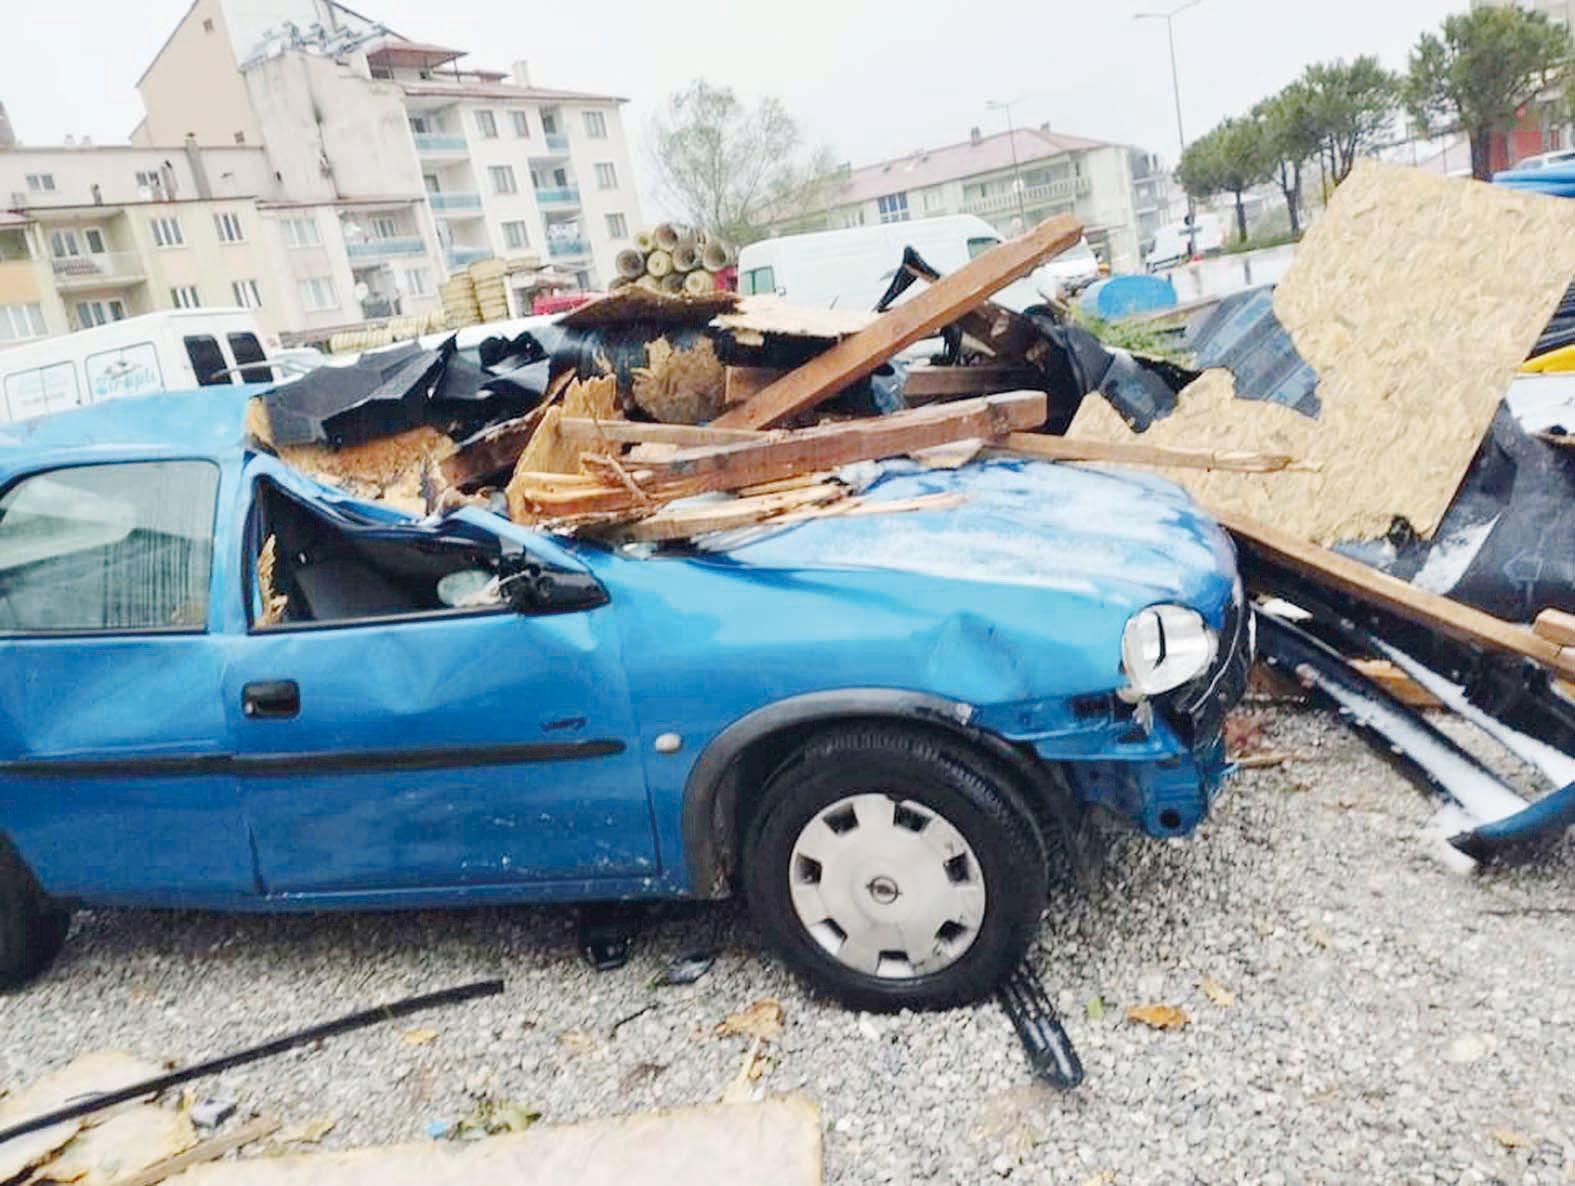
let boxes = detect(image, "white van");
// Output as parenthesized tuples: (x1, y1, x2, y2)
(0, 308, 312, 425)
(1146, 214, 1225, 271)
(737, 214, 1095, 313)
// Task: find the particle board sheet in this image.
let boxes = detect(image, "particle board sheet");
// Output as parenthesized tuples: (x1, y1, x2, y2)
(1070, 161, 1575, 544)
(712, 297, 878, 341)
(174, 1097, 822, 1186)
(560, 287, 738, 330)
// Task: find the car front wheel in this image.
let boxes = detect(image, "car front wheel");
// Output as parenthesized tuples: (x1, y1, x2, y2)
(742, 725, 1048, 1011)
(0, 842, 70, 991)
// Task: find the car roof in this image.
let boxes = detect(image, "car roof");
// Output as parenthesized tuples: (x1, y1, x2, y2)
(0, 385, 267, 460)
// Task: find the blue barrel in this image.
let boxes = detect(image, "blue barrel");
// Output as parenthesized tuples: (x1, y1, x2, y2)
(1492, 163, 1575, 198)
(1079, 274, 1178, 320)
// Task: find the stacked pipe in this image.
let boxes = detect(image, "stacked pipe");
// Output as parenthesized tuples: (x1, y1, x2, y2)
(613, 222, 735, 296)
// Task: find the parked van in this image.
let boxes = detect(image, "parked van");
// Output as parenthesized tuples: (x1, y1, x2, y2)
(737, 214, 1094, 313)
(0, 309, 313, 425)
(1146, 213, 1225, 271)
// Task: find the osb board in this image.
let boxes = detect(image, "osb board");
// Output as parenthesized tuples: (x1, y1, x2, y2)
(30, 1107, 195, 1186)
(176, 1097, 822, 1186)
(560, 287, 739, 329)
(0, 1052, 165, 1184)
(712, 297, 878, 341)
(1071, 161, 1575, 543)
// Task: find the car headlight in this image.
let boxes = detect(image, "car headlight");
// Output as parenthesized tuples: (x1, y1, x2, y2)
(1120, 604, 1217, 698)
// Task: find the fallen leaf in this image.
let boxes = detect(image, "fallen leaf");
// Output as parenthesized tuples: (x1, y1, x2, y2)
(1309, 926, 1335, 950)
(272, 1116, 335, 1145)
(1085, 996, 1106, 1021)
(1200, 976, 1236, 1008)
(1492, 1129, 1531, 1149)
(715, 999, 784, 1041)
(1126, 1004, 1190, 1031)
(400, 1028, 438, 1046)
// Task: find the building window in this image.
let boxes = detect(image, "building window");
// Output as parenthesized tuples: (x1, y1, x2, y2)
(502, 220, 529, 249)
(371, 215, 399, 239)
(75, 299, 126, 328)
(84, 228, 106, 253)
(151, 216, 185, 247)
(475, 110, 498, 139)
(25, 173, 55, 193)
(604, 212, 628, 239)
(583, 110, 607, 138)
(298, 276, 336, 311)
(540, 108, 559, 135)
(511, 110, 530, 138)
(489, 165, 518, 195)
(49, 229, 82, 258)
(923, 188, 944, 212)
(402, 267, 431, 296)
(171, 285, 201, 309)
(231, 279, 263, 308)
(202, 16, 214, 31)
(595, 162, 618, 190)
(134, 169, 161, 193)
(876, 193, 910, 224)
(281, 216, 320, 248)
(0, 303, 47, 343)
(213, 211, 245, 243)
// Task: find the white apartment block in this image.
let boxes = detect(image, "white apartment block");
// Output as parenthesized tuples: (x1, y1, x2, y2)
(772, 125, 1174, 274)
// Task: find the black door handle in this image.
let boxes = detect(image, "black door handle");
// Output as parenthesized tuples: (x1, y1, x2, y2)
(243, 680, 299, 719)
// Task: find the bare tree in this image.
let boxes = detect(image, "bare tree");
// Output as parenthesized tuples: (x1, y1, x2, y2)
(647, 80, 837, 246)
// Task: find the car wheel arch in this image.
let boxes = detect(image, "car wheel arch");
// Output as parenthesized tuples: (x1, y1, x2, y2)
(678, 689, 1078, 897)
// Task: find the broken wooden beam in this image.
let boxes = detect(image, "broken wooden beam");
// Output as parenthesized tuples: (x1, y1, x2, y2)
(440, 408, 548, 488)
(619, 484, 847, 541)
(1216, 507, 1575, 680)
(648, 392, 1047, 492)
(995, 432, 1304, 474)
(1533, 608, 1575, 648)
(557, 418, 771, 448)
(714, 214, 1083, 429)
(904, 365, 1045, 401)
(723, 366, 783, 405)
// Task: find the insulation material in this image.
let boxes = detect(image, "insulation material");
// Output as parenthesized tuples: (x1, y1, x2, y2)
(631, 336, 726, 424)
(30, 1107, 197, 1186)
(277, 426, 455, 511)
(1070, 161, 1575, 544)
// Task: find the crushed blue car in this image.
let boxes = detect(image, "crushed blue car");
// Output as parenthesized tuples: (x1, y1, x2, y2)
(0, 387, 1249, 1008)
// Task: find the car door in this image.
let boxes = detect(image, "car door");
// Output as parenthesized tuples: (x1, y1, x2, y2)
(221, 459, 658, 896)
(0, 457, 256, 903)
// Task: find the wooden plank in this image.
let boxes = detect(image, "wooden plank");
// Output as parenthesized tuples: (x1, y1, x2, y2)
(713, 214, 1082, 429)
(650, 392, 1046, 492)
(724, 366, 784, 405)
(104, 1115, 280, 1186)
(440, 408, 549, 488)
(1348, 659, 1444, 709)
(557, 418, 771, 447)
(904, 365, 1044, 400)
(1215, 507, 1575, 680)
(1533, 608, 1575, 647)
(620, 485, 847, 541)
(995, 432, 1303, 474)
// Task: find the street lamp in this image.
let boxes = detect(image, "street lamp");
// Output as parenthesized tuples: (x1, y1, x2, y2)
(985, 98, 1029, 231)
(1135, 0, 1203, 258)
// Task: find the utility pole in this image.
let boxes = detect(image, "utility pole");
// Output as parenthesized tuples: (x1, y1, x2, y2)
(986, 98, 1029, 232)
(1136, 0, 1203, 260)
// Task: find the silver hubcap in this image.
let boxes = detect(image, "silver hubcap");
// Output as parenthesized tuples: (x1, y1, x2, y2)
(788, 793, 987, 979)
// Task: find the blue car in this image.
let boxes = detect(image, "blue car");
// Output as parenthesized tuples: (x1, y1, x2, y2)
(0, 388, 1248, 1008)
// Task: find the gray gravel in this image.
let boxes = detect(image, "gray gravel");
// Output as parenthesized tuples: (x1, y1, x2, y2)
(5, 703, 1575, 1185)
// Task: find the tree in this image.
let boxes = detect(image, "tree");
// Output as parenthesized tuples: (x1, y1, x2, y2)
(1177, 117, 1274, 242)
(1405, 7, 1572, 181)
(1256, 81, 1321, 235)
(1301, 57, 1401, 183)
(647, 80, 837, 246)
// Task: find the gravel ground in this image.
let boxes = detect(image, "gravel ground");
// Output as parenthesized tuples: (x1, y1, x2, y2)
(5, 703, 1575, 1185)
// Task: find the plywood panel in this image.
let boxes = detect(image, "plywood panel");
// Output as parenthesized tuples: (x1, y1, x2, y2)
(1071, 162, 1575, 543)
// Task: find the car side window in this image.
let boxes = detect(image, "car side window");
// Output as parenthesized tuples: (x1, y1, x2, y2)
(743, 266, 775, 296)
(0, 460, 219, 634)
(183, 335, 232, 386)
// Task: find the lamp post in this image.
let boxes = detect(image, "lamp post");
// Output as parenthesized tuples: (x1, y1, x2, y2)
(986, 98, 1029, 231)
(1135, 0, 1203, 258)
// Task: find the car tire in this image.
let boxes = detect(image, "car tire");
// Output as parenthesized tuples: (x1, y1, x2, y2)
(0, 842, 70, 991)
(742, 725, 1047, 1011)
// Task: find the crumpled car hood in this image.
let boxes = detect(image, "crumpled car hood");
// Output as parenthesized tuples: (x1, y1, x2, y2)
(690, 457, 1237, 611)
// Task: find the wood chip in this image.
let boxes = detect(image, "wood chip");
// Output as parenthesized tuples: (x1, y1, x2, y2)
(1126, 1004, 1190, 1031)
(1199, 976, 1236, 1008)
(714, 999, 784, 1042)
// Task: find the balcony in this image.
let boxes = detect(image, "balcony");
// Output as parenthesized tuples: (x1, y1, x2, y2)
(533, 186, 580, 207)
(49, 251, 145, 290)
(547, 238, 591, 260)
(446, 245, 493, 269)
(345, 236, 427, 260)
(427, 191, 483, 214)
(413, 133, 468, 156)
(544, 132, 570, 153)
(959, 176, 1092, 216)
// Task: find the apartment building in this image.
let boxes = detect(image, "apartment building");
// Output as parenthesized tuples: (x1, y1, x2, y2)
(0, 142, 447, 342)
(133, 0, 642, 291)
(772, 125, 1173, 273)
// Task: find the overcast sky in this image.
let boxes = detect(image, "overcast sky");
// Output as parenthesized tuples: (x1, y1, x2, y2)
(6, 0, 1462, 213)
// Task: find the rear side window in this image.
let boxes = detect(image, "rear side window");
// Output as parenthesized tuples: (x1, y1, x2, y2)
(742, 266, 775, 296)
(0, 461, 219, 633)
(966, 236, 1001, 259)
(183, 335, 232, 386)
(227, 332, 273, 383)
